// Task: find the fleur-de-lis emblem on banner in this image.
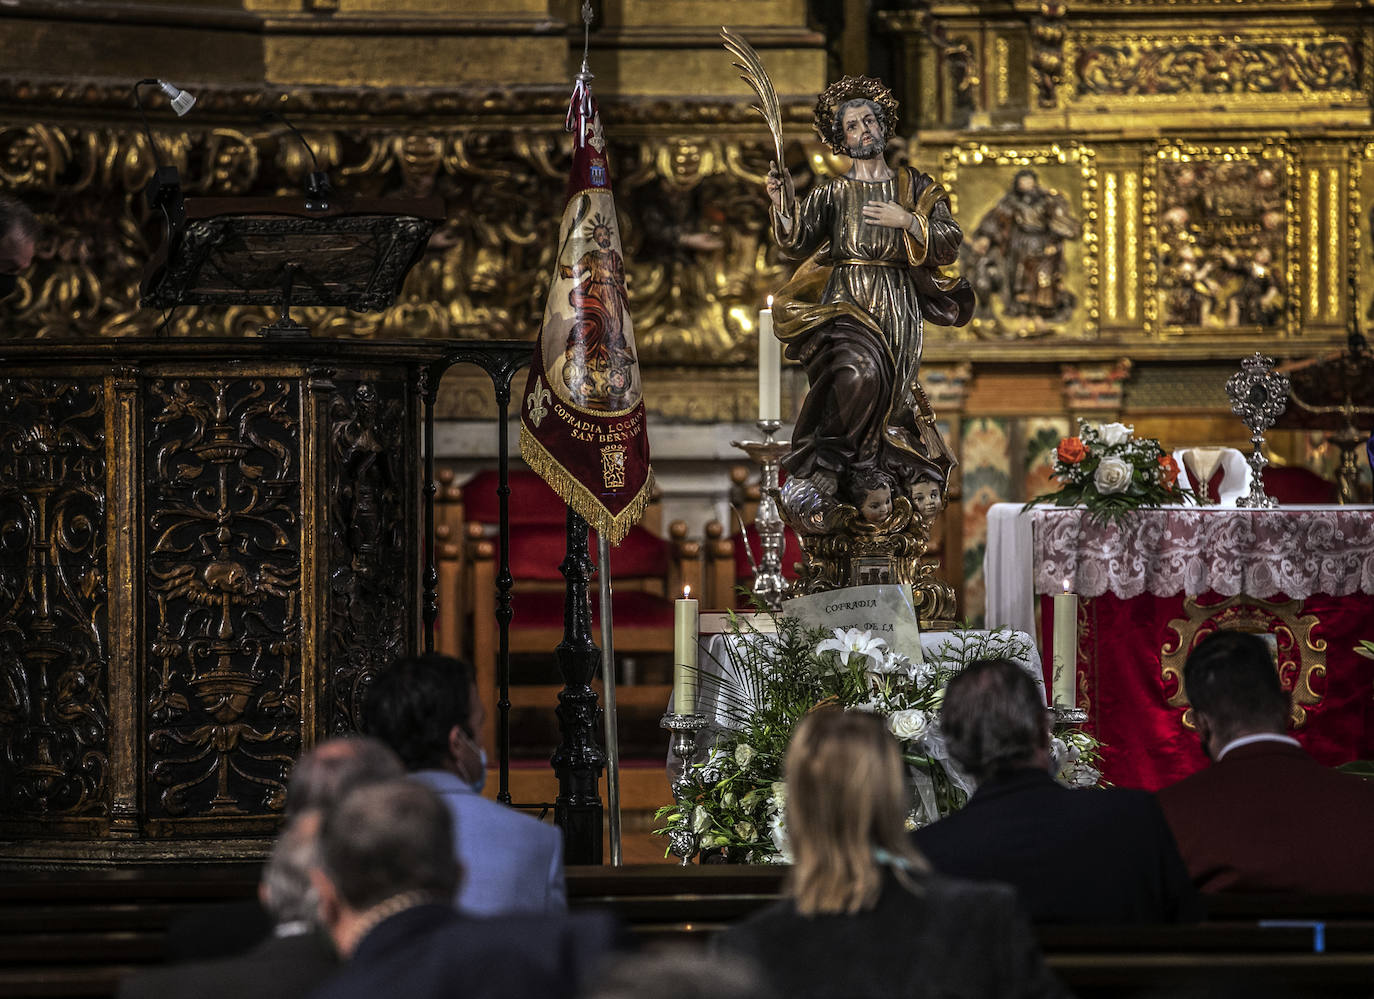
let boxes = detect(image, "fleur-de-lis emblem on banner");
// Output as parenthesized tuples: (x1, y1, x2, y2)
(527, 378, 551, 427)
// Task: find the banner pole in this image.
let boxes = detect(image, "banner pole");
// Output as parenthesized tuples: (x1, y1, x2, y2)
(598, 532, 623, 866)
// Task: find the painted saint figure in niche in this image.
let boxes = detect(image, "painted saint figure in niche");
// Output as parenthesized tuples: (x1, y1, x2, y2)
(558, 213, 637, 410)
(968, 169, 1082, 324)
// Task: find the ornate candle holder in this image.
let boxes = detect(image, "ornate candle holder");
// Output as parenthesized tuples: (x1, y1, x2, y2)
(731, 419, 792, 611)
(1225, 353, 1290, 510)
(1051, 706, 1088, 727)
(659, 712, 709, 865)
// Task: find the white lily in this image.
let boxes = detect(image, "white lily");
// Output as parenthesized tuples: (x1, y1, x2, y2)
(817, 627, 888, 669)
(868, 650, 911, 675)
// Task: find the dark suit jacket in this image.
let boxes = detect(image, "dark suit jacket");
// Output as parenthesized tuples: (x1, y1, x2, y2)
(913, 768, 1200, 924)
(716, 873, 1068, 999)
(118, 929, 337, 999)
(308, 903, 623, 999)
(1157, 739, 1374, 893)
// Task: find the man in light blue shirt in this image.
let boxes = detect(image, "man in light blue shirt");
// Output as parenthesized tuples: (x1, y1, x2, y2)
(363, 654, 566, 917)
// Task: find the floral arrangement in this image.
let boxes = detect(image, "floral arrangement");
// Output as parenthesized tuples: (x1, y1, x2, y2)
(654, 617, 1101, 863)
(1028, 420, 1187, 521)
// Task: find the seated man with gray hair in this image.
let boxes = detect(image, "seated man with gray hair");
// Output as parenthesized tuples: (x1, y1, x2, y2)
(310, 778, 620, 999)
(122, 735, 405, 993)
(913, 659, 1198, 923)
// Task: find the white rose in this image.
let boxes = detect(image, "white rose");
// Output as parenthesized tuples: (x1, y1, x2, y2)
(1095, 422, 1133, 446)
(887, 709, 931, 742)
(1093, 455, 1133, 495)
(734, 744, 756, 770)
(735, 820, 756, 841)
(691, 805, 710, 834)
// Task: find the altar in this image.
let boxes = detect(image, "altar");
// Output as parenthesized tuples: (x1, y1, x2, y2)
(985, 503, 1374, 790)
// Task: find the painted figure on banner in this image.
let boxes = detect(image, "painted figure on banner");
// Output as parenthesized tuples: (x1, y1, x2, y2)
(765, 76, 974, 536)
(557, 213, 636, 409)
(968, 169, 1081, 324)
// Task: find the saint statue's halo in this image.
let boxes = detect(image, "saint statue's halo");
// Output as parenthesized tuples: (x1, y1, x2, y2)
(811, 75, 900, 156)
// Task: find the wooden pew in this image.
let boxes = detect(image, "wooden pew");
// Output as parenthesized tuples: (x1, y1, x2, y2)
(6, 863, 1374, 999)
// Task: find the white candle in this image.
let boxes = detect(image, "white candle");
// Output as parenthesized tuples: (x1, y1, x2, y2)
(1051, 578, 1078, 708)
(758, 297, 780, 422)
(673, 585, 699, 714)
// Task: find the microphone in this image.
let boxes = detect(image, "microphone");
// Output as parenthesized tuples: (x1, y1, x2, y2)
(133, 78, 196, 210)
(263, 111, 332, 212)
(156, 80, 196, 117)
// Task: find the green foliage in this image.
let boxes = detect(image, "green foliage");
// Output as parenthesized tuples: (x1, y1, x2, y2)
(654, 616, 1101, 862)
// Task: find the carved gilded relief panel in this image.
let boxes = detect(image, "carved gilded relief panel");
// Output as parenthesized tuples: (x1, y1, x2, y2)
(939, 144, 1097, 341)
(1057, 27, 1370, 128)
(0, 379, 108, 830)
(1150, 141, 1294, 337)
(143, 377, 302, 831)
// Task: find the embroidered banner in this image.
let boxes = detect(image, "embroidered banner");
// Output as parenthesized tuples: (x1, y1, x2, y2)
(519, 74, 652, 545)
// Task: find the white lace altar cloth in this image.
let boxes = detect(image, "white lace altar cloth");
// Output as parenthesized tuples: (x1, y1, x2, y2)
(1031, 506, 1374, 601)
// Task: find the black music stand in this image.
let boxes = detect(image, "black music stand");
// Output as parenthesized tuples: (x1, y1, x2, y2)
(141, 195, 445, 337)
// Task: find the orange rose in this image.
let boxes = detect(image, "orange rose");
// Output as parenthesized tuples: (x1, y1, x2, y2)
(1159, 454, 1180, 488)
(1057, 437, 1088, 464)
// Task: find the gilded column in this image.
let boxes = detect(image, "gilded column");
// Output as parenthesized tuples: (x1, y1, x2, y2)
(106, 367, 142, 837)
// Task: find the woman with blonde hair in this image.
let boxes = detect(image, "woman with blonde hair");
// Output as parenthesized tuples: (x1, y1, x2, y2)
(717, 709, 1067, 999)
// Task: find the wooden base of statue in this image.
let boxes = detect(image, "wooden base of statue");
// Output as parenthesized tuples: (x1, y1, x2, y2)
(782, 495, 958, 629)
(0, 338, 448, 863)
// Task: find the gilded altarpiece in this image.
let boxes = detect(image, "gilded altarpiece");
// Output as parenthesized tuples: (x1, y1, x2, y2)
(0, 0, 1369, 633)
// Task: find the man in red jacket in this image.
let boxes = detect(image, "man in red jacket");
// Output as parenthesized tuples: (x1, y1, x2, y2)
(1157, 630, 1374, 894)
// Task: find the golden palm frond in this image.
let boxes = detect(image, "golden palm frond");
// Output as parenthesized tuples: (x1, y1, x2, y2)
(721, 26, 785, 168)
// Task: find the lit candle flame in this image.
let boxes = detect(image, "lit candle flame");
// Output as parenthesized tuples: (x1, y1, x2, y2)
(1062, 578, 1071, 593)
(683, 584, 691, 599)
(766, 295, 773, 309)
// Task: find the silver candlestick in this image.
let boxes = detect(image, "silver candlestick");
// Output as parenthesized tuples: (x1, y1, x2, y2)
(731, 419, 791, 611)
(1225, 353, 1290, 510)
(659, 712, 708, 865)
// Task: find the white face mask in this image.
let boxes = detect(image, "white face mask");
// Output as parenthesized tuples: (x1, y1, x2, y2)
(457, 728, 487, 792)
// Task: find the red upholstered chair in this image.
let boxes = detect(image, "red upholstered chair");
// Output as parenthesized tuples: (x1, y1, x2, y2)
(460, 469, 699, 755)
(1263, 465, 1339, 505)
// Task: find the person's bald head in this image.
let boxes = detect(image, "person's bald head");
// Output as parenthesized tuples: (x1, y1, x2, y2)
(285, 736, 405, 816)
(0, 196, 36, 293)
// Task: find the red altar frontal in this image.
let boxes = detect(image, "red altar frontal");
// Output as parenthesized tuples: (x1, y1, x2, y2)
(986, 504, 1374, 791)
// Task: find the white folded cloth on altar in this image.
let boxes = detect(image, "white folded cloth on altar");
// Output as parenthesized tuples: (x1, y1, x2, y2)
(1170, 447, 1252, 506)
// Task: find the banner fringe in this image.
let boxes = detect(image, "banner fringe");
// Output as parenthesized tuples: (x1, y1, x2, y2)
(520, 424, 654, 547)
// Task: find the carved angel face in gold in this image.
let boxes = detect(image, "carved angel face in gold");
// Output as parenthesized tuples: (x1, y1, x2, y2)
(859, 484, 893, 524)
(911, 479, 943, 521)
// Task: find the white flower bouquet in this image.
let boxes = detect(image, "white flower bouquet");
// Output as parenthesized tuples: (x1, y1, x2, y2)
(653, 620, 1099, 863)
(1027, 419, 1188, 522)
